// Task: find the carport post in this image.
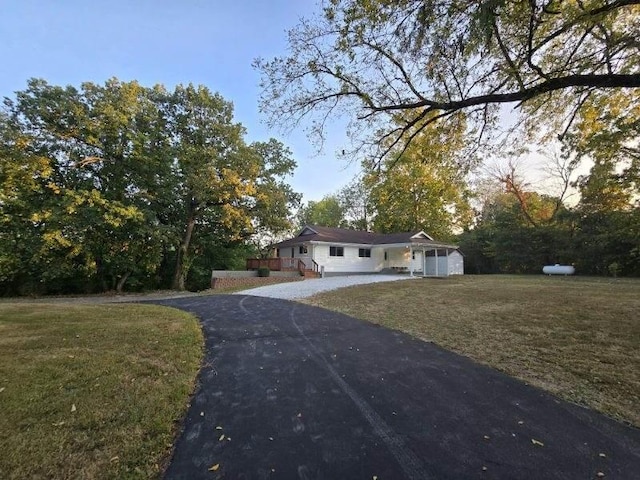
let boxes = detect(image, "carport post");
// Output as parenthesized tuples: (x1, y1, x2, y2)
(445, 248, 449, 277)
(409, 245, 413, 277)
(435, 248, 439, 276)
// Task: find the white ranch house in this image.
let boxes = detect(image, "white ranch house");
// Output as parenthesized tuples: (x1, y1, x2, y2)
(249, 225, 464, 277)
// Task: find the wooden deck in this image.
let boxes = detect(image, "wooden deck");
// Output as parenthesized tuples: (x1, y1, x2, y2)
(246, 258, 320, 277)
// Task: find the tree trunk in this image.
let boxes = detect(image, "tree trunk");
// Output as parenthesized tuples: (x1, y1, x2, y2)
(172, 212, 196, 291)
(116, 271, 131, 293)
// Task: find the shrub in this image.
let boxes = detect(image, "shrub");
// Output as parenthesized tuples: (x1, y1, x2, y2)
(257, 267, 270, 277)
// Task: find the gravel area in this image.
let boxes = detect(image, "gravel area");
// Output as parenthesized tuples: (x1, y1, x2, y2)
(234, 274, 415, 300)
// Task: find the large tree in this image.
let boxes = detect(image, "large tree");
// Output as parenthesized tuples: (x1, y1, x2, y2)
(296, 195, 346, 228)
(337, 177, 373, 230)
(0, 79, 300, 293)
(257, 0, 640, 163)
(365, 116, 473, 238)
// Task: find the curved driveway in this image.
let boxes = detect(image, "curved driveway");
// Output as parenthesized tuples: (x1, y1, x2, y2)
(155, 295, 640, 479)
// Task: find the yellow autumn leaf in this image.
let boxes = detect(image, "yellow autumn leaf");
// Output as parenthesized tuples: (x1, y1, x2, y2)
(208, 463, 220, 471)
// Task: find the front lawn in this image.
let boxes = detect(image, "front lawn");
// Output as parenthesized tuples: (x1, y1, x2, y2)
(0, 303, 203, 479)
(305, 275, 640, 426)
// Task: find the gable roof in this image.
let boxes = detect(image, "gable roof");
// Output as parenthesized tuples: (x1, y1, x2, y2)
(272, 225, 457, 249)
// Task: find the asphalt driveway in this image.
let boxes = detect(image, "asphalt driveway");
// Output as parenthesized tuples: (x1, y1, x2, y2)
(155, 295, 640, 479)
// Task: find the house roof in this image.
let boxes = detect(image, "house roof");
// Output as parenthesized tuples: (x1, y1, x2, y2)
(272, 225, 458, 249)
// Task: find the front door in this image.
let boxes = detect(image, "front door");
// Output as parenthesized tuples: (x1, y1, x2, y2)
(411, 250, 423, 272)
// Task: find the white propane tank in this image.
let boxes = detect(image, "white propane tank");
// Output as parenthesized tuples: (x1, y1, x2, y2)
(543, 264, 575, 275)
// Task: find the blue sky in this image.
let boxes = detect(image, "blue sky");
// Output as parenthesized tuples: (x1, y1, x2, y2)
(0, 0, 359, 201)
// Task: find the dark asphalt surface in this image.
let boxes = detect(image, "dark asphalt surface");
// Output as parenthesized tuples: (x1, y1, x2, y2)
(154, 295, 640, 480)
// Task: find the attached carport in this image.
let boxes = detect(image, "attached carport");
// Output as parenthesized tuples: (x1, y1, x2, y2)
(406, 244, 464, 277)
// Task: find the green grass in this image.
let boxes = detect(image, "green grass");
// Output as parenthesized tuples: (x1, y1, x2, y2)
(0, 303, 203, 479)
(304, 275, 640, 427)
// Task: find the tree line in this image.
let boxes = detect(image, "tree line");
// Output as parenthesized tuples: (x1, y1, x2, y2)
(0, 79, 300, 294)
(3, 1, 639, 294)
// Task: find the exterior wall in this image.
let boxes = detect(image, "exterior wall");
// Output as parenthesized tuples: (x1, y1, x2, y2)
(276, 243, 314, 270)
(448, 251, 464, 275)
(211, 276, 303, 290)
(292, 244, 313, 270)
(212, 270, 299, 278)
(313, 244, 385, 273)
(425, 251, 464, 276)
(386, 248, 411, 270)
(411, 250, 424, 272)
(425, 256, 449, 276)
(272, 241, 463, 275)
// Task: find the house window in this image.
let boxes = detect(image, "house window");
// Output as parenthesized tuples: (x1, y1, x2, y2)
(329, 246, 344, 257)
(358, 248, 371, 258)
(299, 245, 308, 254)
(276, 248, 280, 257)
(384, 251, 388, 261)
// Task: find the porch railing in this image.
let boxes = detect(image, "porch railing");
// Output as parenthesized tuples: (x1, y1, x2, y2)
(246, 257, 308, 272)
(246, 258, 323, 274)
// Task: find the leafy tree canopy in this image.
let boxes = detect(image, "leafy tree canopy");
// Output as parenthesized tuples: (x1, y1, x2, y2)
(365, 117, 473, 238)
(296, 195, 346, 228)
(1, 79, 300, 293)
(257, 0, 640, 163)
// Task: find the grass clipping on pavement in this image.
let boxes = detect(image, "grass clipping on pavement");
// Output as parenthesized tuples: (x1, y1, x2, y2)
(304, 275, 640, 427)
(0, 303, 203, 479)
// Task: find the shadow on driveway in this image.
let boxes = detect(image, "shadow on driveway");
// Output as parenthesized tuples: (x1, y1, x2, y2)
(153, 295, 640, 480)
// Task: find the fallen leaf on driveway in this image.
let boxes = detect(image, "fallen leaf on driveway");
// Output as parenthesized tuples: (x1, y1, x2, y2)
(219, 434, 225, 441)
(599, 453, 606, 458)
(208, 463, 220, 471)
(0, 387, 5, 393)
(71, 404, 77, 413)
(215, 426, 223, 430)
(596, 473, 605, 477)
(531, 438, 544, 447)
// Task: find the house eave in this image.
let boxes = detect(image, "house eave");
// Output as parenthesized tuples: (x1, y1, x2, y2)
(307, 240, 458, 249)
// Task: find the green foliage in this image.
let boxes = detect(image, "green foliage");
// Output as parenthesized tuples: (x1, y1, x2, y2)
(257, 267, 271, 277)
(336, 177, 372, 230)
(365, 116, 473, 239)
(258, 0, 639, 165)
(0, 79, 299, 294)
(297, 195, 346, 228)
(459, 174, 640, 277)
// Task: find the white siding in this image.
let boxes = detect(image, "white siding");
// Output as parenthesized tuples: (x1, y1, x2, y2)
(425, 250, 464, 276)
(448, 251, 464, 275)
(313, 244, 384, 273)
